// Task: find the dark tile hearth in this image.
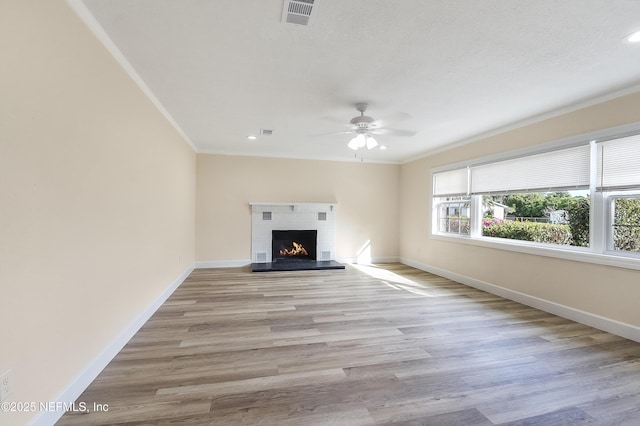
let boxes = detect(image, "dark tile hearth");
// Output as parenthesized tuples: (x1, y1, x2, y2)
(251, 259, 346, 272)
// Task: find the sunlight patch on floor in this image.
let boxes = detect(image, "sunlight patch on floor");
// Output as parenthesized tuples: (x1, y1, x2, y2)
(352, 264, 437, 297)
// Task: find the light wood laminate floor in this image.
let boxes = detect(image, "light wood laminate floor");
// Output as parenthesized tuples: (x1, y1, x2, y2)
(58, 264, 640, 425)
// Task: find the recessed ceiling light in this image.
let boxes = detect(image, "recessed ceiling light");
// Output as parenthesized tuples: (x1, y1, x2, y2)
(379, 145, 388, 150)
(624, 30, 640, 43)
(247, 135, 257, 140)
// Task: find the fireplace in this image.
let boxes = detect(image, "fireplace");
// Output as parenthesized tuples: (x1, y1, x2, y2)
(250, 202, 344, 271)
(272, 230, 317, 261)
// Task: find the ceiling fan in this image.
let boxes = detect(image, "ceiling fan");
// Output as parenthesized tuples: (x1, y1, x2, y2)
(330, 103, 415, 151)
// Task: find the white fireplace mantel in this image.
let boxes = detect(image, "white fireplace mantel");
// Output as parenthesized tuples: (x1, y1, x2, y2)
(250, 202, 337, 263)
(250, 202, 336, 211)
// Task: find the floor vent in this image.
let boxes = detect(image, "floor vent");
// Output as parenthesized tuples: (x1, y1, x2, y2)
(281, 0, 317, 26)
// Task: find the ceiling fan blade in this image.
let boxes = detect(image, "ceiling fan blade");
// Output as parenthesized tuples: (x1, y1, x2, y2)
(320, 115, 352, 126)
(371, 112, 411, 128)
(311, 130, 355, 138)
(369, 128, 416, 137)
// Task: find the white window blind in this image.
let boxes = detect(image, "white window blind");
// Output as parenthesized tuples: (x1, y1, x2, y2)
(433, 168, 468, 196)
(470, 145, 591, 194)
(597, 134, 640, 191)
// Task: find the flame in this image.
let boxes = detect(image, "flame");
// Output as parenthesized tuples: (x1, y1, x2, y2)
(280, 241, 308, 257)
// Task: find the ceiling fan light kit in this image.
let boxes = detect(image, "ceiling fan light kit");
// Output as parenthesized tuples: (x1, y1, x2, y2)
(366, 135, 378, 149)
(348, 133, 378, 150)
(347, 133, 364, 150)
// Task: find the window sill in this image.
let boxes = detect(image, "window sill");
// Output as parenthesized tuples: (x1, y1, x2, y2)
(431, 233, 640, 272)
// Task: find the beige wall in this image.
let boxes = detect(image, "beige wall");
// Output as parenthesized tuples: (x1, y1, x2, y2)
(196, 154, 399, 262)
(400, 91, 640, 328)
(0, 1, 195, 423)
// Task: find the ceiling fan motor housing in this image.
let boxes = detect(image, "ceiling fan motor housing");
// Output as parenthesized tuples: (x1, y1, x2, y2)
(350, 115, 375, 128)
(350, 102, 376, 129)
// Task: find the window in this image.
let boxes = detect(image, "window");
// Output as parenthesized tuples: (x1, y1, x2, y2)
(597, 134, 640, 254)
(610, 195, 640, 252)
(433, 167, 471, 236)
(480, 192, 588, 247)
(433, 145, 591, 246)
(437, 197, 470, 235)
(432, 130, 640, 267)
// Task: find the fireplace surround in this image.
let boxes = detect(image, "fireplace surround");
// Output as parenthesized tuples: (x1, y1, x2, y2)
(250, 202, 344, 271)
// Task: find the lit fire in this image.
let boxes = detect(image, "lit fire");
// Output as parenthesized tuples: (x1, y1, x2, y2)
(280, 241, 308, 257)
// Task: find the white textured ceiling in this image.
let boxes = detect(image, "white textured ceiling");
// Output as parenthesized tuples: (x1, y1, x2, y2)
(75, 0, 640, 163)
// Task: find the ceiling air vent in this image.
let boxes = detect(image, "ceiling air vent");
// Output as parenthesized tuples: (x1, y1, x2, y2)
(260, 129, 273, 136)
(281, 0, 317, 26)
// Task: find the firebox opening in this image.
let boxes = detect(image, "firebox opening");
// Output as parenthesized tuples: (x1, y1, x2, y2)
(272, 230, 317, 261)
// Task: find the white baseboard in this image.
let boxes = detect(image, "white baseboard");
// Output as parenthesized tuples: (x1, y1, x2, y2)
(195, 260, 251, 268)
(336, 256, 400, 264)
(400, 257, 640, 344)
(31, 265, 195, 426)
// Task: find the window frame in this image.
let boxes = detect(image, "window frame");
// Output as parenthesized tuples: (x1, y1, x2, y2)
(430, 122, 640, 271)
